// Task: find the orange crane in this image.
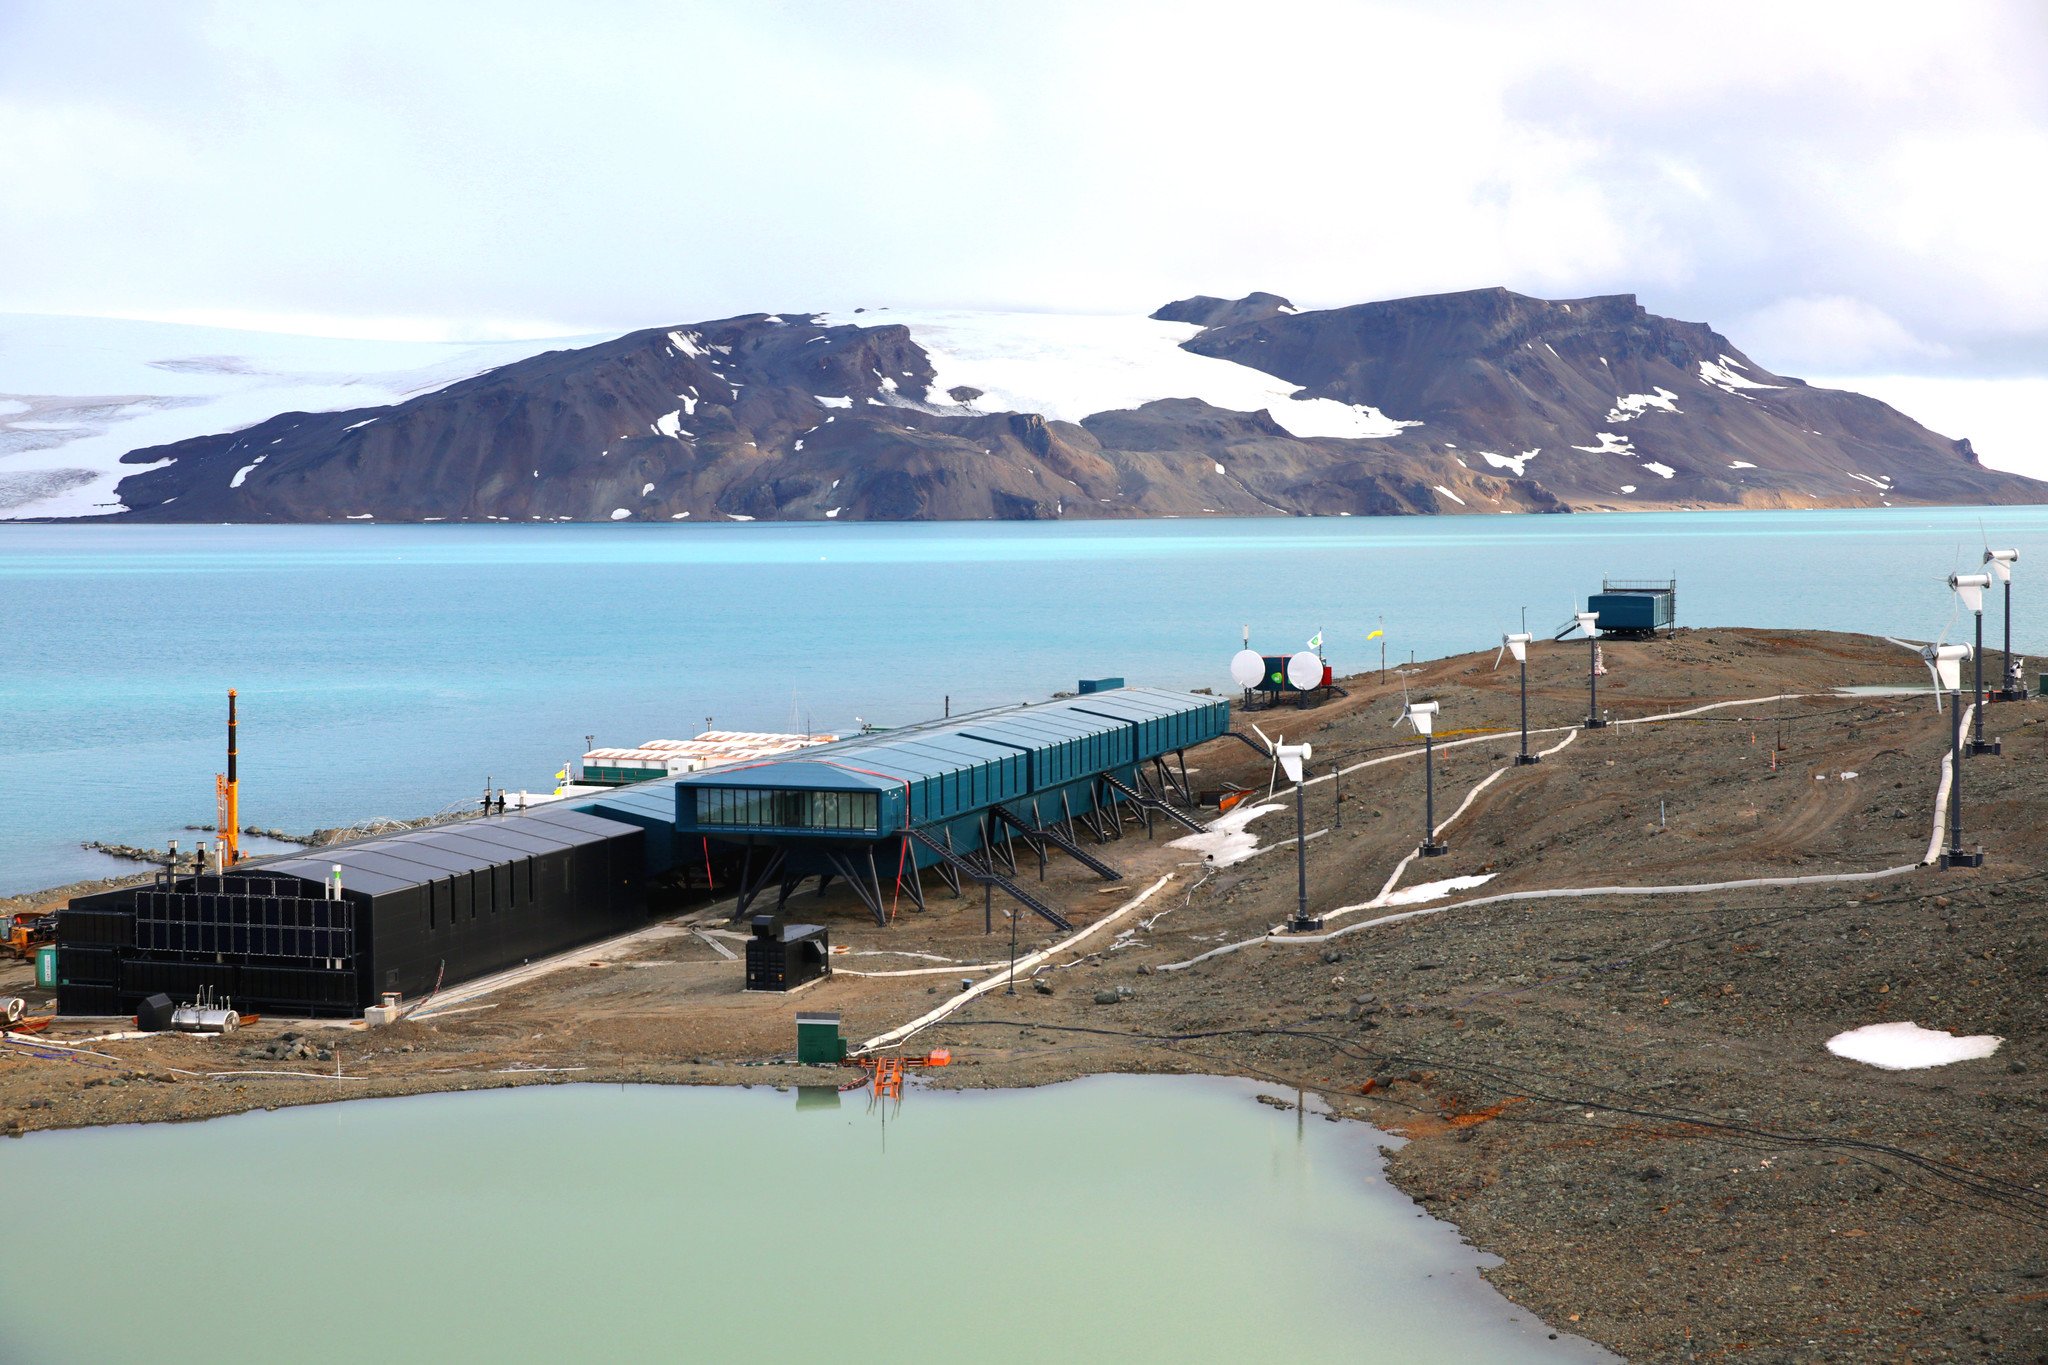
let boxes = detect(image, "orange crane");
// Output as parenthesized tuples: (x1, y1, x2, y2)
(214, 689, 241, 868)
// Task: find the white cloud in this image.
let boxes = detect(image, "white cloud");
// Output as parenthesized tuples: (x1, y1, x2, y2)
(0, 0, 2039, 374)
(1735, 296, 1952, 373)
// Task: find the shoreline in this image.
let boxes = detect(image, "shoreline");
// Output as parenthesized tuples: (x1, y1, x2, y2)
(5, 626, 2043, 1361)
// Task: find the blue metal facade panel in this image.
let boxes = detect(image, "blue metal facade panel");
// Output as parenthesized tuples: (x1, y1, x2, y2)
(655, 686, 1226, 851)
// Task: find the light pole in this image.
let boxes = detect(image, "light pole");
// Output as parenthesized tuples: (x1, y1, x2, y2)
(1499, 631, 1537, 764)
(1576, 611, 1606, 728)
(1951, 572, 2001, 756)
(1985, 549, 2022, 700)
(1924, 643, 1984, 868)
(1400, 701, 1448, 857)
(1275, 738, 1320, 931)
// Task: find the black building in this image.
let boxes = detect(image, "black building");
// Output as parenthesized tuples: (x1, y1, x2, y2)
(60, 808, 646, 1018)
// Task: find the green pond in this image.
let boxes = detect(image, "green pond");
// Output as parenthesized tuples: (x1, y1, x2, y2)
(0, 1076, 1613, 1362)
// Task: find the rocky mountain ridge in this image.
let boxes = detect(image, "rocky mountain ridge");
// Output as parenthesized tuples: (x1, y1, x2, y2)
(103, 288, 2046, 521)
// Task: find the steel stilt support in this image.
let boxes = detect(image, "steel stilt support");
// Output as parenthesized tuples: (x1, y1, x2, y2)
(1970, 612, 2000, 755)
(1421, 730, 1448, 857)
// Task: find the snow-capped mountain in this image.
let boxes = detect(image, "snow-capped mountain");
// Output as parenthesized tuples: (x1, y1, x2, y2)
(11, 289, 2043, 522)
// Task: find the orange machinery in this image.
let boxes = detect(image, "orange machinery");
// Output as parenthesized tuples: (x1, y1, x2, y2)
(4, 912, 55, 961)
(214, 689, 240, 868)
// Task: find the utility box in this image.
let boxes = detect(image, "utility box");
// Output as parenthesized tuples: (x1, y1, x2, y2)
(1077, 677, 1125, 694)
(1588, 578, 1676, 636)
(796, 1011, 846, 1063)
(745, 916, 831, 992)
(34, 945, 56, 991)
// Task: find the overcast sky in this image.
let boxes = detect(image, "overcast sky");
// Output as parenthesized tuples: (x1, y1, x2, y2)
(3, 0, 2044, 380)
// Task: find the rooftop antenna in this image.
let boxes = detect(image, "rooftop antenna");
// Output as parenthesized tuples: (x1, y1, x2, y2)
(1984, 548, 2023, 700)
(1949, 571, 2001, 756)
(1922, 641, 1983, 868)
(213, 690, 241, 869)
(1495, 631, 1539, 764)
(1397, 700, 1448, 857)
(1574, 611, 1607, 728)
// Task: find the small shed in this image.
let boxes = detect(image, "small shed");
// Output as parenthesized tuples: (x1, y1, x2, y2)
(1588, 578, 1677, 636)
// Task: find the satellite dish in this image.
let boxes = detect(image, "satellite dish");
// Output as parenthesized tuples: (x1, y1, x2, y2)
(1285, 650, 1323, 690)
(1229, 649, 1265, 688)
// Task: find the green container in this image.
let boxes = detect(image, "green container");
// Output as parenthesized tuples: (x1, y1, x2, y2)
(795, 1011, 846, 1064)
(34, 944, 57, 990)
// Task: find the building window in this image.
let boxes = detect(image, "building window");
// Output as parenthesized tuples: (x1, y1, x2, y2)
(696, 786, 878, 833)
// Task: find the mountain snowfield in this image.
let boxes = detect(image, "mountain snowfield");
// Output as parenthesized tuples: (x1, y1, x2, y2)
(0, 314, 606, 519)
(826, 308, 1421, 441)
(3, 295, 2043, 521)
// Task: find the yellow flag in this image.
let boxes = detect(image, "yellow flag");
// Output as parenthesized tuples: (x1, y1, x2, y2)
(1366, 629, 1384, 641)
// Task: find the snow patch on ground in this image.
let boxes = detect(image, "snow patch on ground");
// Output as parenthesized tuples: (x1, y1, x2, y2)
(1826, 1021, 2001, 1070)
(1729, 460, 1758, 469)
(1641, 461, 1676, 479)
(815, 395, 852, 409)
(1167, 801, 1286, 868)
(667, 329, 706, 358)
(1699, 355, 1782, 397)
(1434, 484, 1466, 506)
(654, 410, 686, 439)
(640, 482, 654, 497)
(1619, 484, 1637, 494)
(609, 508, 632, 520)
(1377, 873, 1496, 907)
(825, 507, 842, 518)
(1606, 387, 1681, 423)
(1481, 448, 1539, 476)
(726, 513, 755, 521)
(1573, 431, 1636, 458)
(342, 417, 379, 432)
(1845, 470, 1893, 491)
(835, 309, 1421, 440)
(228, 453, 267, 488)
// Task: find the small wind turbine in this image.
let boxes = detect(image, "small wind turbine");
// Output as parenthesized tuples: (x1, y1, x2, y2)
(1255, 722, 1321, 932)
(1573, 611, 1606, 728)
(1496, 630, 1538, 764)
(1398, 700, 1448, 857)
(1984, 548, 2022, 700)
(1949, 571, 2001, 756)
(1922, 640, 1984, 869)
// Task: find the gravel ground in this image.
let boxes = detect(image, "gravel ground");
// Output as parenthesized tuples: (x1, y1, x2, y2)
(4, 628, 2043, 1362)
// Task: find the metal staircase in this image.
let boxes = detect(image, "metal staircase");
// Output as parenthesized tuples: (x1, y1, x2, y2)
(907, 827, 1073, 931)
(990, 804, 1123, 881)
(1100, 774, 1206, 833)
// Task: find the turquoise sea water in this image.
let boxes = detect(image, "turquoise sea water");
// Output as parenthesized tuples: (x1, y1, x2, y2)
(6, 508, 2046, 893)
(0, 1076, 1614, 1363)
